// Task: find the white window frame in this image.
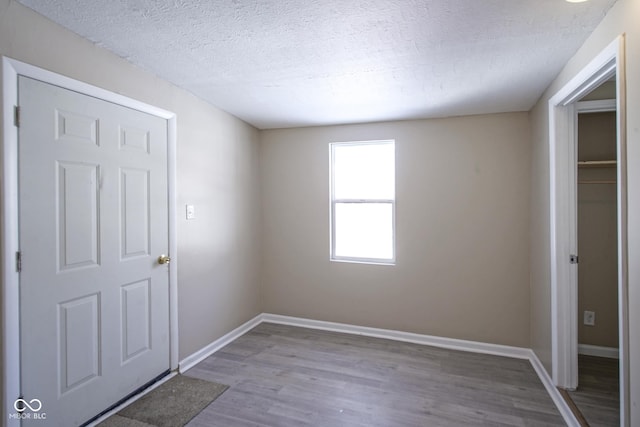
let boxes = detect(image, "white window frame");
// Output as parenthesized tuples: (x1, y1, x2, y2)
(329, 140, 396, 265)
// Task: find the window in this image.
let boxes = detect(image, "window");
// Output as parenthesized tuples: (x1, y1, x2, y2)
(330, 140, 395, 264)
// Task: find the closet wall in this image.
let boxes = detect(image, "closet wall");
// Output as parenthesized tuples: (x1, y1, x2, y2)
(577, 110, 618, 350)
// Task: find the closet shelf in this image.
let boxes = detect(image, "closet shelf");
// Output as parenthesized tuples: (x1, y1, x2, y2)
(578, 160, 617, 168)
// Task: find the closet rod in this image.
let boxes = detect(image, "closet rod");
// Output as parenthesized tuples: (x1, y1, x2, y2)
(578, 180, 616, 184)
(577, 160, 617, 168)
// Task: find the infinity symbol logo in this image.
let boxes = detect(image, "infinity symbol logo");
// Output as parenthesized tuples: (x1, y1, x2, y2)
(14, 398, 42, 412)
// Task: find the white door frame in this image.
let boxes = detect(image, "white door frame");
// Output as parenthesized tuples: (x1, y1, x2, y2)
(548, 35, 629, 425)
(1, 57, 179, 427)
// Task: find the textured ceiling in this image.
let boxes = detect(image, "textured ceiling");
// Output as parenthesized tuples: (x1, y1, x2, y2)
(18, 0, 617, 129)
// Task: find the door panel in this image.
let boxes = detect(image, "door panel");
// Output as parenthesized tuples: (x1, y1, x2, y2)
(58, 293, 101, 394)
(121, 279, 151, 363)
(121, 168, 151, 259)
(55, 109, 99, 145)
(19, 76, 170, 426)
(119, 126, 150, 153)
(57, 161, 100, 270)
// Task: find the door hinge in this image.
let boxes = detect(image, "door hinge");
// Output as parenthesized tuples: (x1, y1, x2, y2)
(14, 105, 20, 127)
(16, 251, 22, 272)
(570, 254, 579, 264)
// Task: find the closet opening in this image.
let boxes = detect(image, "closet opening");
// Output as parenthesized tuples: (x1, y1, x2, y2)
(563, 79, 620, 426)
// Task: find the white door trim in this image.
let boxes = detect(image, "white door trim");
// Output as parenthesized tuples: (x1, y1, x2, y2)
(548, 35, 629, 426)
(1, 57, 179, 427)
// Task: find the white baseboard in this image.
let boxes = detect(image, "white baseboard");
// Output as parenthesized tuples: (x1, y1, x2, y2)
(578, 344, 619, 359)
(528, 350, 580, 427)
(179, 312, 578, 426)
(261, 313, 532, 360)
(178, 314, 264, 372)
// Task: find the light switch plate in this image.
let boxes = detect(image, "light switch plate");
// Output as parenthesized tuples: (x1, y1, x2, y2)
(186, 204, 195, 220)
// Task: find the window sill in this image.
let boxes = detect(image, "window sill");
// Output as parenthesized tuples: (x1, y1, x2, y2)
(330, 257, 396, 266)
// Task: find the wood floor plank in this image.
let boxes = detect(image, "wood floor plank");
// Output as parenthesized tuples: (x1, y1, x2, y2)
(567, 355, 619, 427)
(184, 323, 565, 426)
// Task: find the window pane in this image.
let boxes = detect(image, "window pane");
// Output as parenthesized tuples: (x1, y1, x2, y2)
(334, 202, 393, 260)
(333, 143, 395, 199)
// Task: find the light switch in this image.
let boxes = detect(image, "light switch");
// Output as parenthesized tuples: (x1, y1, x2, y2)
(186, 204, 195, 220)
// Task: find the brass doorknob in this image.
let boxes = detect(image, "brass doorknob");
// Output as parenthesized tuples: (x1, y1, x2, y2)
(158, 255, 171, 265)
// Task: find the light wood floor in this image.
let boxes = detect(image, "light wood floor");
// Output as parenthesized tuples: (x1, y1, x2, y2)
(568, 355, 619, 427)
(183, 323, 565, 426)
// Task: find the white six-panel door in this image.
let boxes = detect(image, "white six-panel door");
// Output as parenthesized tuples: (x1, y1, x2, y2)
(18, 76, 170, 426)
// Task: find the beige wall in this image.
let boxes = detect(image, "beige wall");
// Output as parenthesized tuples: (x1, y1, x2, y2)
(582, 80, 617, 101)
(529, 0, 640, 420)
(577, 112, 618, 348)
(0, 0, 262, 365)
(260, 113, 531, 347)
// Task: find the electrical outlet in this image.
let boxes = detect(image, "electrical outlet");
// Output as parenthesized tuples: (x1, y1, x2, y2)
(186, 204, 195, 220)
(583, 310, 595, 326)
